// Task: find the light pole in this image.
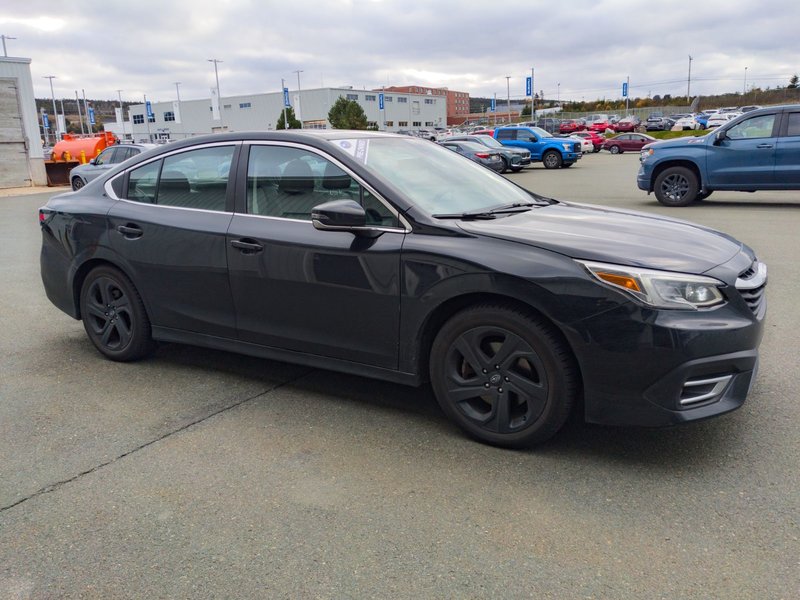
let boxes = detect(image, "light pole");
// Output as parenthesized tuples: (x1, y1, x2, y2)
(208, 59, 223, 128)
(557, 82, 561, 106)
(505, 75, 511, 124)
(116, 89, 126, 140)
(743, 66, 748, 96)
(1, 34, 16, 57)
(43, 76, 59, 140)
(293, 69, 303, 128)
(687, 55, 693, 100)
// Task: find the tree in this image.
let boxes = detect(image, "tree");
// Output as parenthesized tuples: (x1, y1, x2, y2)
(789, 74, 799, 89)
(520, 103, 531, 117)
(327, 96, 368, 129)
(276, 106, 301, 129)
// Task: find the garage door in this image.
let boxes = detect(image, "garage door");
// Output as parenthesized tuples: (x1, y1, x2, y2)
(0, 78, 31, 188)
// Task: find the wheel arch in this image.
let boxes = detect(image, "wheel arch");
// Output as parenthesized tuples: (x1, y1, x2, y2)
(649, 159, 703, 193)
(72, 258, 143, 321)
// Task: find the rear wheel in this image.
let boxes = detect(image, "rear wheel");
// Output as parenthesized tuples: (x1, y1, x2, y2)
(79, 266, 154, 361)
(542, 151, 562, 169)
(430, 305, 578, 448)
(71, 177, 85, 191)
(500, 156, 510, 173)
(654, 166, 699, 207)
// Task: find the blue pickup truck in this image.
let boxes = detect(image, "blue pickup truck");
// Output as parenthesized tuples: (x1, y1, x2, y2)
(638, 104, 800, 206)
(493, 126, 582, 169)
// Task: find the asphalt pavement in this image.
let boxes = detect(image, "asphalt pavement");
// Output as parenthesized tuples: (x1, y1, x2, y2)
(1, 153, 798, 599)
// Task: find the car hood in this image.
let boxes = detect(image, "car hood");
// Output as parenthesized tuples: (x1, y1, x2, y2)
(457, 201, 742, 273)
(642, 135, 712, 151)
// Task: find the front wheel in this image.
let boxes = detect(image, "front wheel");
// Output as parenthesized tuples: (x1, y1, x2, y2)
(653, 166, 700, 207)
(79, 266, 155, 361)
(609, 145, 620, 154)
(542, 150, 563, 169)
(71, 177, 85, 191)
(500, 156, 510, 173)
(429, 305, 578, 448)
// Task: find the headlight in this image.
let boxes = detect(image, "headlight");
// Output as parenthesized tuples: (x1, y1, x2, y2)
(640, 148, 654, 161)
(561, 143, 571, 151)
(578, 260, 725, 310)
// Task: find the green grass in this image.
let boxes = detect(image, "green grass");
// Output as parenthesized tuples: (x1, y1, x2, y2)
(643, 129, 709, 140)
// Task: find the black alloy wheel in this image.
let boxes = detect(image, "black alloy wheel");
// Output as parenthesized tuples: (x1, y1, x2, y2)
(654, 166, 699, 207)
(430, 305, 578, 447)
(79, 266, 154, 361)
(71, 177, 85, 191)
(542, 150, 563, 169)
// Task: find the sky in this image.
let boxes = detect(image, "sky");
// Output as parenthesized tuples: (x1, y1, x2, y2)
(2, 0, 799, 105)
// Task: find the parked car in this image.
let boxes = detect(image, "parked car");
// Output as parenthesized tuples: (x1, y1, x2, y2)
(740, 105, 763, 113)
(446, 135, 532, 172)
(494, 126, 582, 168)
(645, 116, 675, 131)
(638, 104, 800, 206)
(69, 143, 156, 190)
(613, 116, 642, 133)
(571, 130, 605, 153)
(602, 133, 656, 154)
(589, 118, 612, 132)
(674, 115, 703, 130)
(706, 113, 740, 128)
(535, 117, 562, 134)
(39, 130, 766, 447)
(567, 134, 594, 153)
(439, 140, 505, 172)
(471, 129, 495, 136)
(559, 119, 585, 134)
(416, 129, 438, 141)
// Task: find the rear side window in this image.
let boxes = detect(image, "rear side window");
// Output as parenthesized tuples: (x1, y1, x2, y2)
(123, 146, 234, 211)
(496, 129, 516, 140)
(786, 113, 800, 137)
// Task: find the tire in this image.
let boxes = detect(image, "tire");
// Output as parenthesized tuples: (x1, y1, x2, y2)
(653, 166, 700, 207)
(609, 145, 620, 154)
(542, 150, 562, 169)
(510, 166, 524, 173)
(562, 163, 573, 168)
(500, 156, 510, 173)
(79, 266, 154, 361)
(695, 190, 713, 201)
(71, 177, 85, 191)
(429, 304, 578, 448)
(593, 146, 601, 153)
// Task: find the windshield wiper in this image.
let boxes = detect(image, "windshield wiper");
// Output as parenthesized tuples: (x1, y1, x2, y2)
(433, 202, 536, 220)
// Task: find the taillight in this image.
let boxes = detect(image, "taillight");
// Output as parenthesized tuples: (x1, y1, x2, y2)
(475, 152, 490, 159)
(39, 209, 47, 223)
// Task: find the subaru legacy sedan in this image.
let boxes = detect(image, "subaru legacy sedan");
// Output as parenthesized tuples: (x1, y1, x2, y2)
(40, 131, 766, 447)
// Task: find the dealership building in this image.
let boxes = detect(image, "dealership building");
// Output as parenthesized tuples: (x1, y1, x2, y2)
(110, 86, 449, 142)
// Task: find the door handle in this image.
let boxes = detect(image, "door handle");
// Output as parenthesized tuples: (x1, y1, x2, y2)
(116, 224, 143, 238)
(230, 239, 264, 253)
(756, 143, 773, 149)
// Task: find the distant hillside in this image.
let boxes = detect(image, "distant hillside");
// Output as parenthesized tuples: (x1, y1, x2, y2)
(34, 98, 132, 133)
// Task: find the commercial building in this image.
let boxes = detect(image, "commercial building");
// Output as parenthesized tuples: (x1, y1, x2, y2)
(110, 87, 447, 142)
(0, 56, 47, 188)
(383, 86, 471, 126)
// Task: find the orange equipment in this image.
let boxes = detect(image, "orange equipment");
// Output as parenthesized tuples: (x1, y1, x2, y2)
(52, 131, 116, 164)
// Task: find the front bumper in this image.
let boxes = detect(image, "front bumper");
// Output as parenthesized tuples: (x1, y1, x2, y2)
(566, 299, 765, 427)
(636, 161, 653, 191)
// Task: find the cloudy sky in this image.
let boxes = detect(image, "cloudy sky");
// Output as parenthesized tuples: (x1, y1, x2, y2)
(3, 0, 799, 105)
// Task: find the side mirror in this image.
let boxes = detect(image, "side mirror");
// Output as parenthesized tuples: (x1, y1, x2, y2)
(312, 199, 367, 231)
(714, 129, 726, 144)
(89, 159, 97, 165)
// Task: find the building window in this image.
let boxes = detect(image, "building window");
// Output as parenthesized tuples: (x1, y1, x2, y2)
(223, 104, 231, 109)
(425, 121, 434, 126)
(365, 94, 376, 101)
(133, 114, 144, 124)
(385, 96, 393, 102)
(424, 98, 436, 105)
(346, 93, 358, 101)
(163, 111, 175, 122)
(385, 121, 394, 127)
(239, 102, 252, 109)
(148, 114, 155, 123)
(413, 121, 421, 127)
(398, 121, 408, 127)
(397, 97, 408, 103)
(367, 121, 378, 128)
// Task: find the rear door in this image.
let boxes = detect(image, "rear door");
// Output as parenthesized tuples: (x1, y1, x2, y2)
(107, 142, 239, 338)
(706, 112, 779, 188)
(774, 110, 800, 186)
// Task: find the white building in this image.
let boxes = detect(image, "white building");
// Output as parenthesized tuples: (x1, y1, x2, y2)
(111, 87, 448, 142)
(0, 56, 47, 188)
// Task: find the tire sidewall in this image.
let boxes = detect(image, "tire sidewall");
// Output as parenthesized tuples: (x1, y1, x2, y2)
(543, 151, 562, 169)
(654, 166, 699, 207)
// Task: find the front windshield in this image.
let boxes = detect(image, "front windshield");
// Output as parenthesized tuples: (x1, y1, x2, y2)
(332, 136, 536, 215)
(530, 126, 552, 138)
(476, 135, 503, 148)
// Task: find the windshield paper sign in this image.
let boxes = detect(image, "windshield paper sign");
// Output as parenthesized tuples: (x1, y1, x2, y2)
(335, 139, 370, 164)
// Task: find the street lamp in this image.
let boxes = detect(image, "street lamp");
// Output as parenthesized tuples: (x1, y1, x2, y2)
(505, 76, 511, 124)
(744, 66, 748, 96)
(43, 76, 58, 141)
(557, 82, 561, 106)
(293, 69, 303, 128)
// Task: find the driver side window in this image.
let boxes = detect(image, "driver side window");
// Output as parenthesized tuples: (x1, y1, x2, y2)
(726, 114, 776, 140)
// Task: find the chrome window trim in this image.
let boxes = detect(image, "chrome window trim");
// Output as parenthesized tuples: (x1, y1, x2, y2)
(244, 140, 411, 233)
(104, 140, 242, 202)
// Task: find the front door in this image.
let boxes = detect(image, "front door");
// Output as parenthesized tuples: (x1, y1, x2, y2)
(707, 113, 778, 187)
(226, 143, 405, 369)
(775, 111, 800, 186)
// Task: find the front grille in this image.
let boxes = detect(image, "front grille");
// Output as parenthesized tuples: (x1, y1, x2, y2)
(735, 260, 767, 315)
(574, 143, 581, 153)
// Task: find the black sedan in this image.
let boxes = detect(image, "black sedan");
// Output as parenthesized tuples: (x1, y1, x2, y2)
(39, 131, 766, 448)
(446, 134, 531, 172)
(438, 140, 504, 172)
